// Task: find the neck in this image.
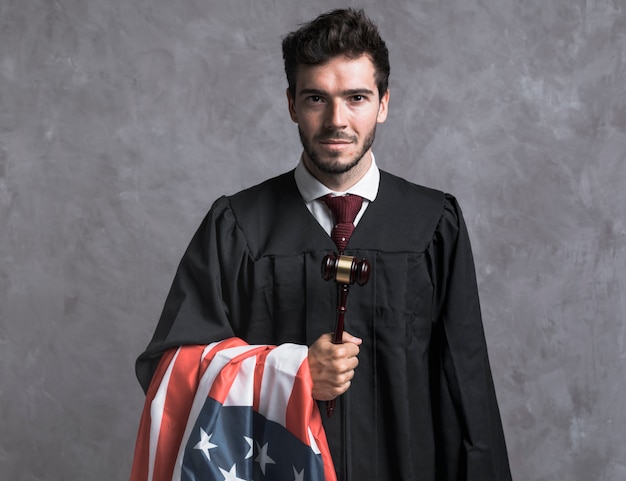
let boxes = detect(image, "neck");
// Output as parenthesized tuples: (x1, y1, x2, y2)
(303, 152, 373, 192)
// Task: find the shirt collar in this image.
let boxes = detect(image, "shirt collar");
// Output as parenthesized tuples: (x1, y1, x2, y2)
(294, 154, 380, 203)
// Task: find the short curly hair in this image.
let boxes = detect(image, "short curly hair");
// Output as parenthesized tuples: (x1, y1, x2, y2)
(282, 8, 390, 100)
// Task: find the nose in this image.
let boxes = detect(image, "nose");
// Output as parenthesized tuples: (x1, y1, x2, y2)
(324, 100, 347, 130)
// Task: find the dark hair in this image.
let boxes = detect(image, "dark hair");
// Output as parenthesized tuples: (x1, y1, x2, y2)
(282, 8, 390, 100)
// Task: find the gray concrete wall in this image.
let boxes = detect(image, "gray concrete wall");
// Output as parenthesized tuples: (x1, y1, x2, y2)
(1, 0, 624, 479)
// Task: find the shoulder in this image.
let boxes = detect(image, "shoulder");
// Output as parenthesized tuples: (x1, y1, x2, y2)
(228, 171, 297, 208)
(195, 172, 295, 242)
(379, 170, 463, 222)
(378, 170, 454, 232)
(353, 170, 463, 252)
(379, 170, 446, 206)
(208, 171, 316, 257)
(207, 171, 298, 225)
(225, 170, 300, 226)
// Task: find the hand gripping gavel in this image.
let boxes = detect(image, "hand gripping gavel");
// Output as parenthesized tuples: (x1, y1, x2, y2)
(321, 253, 370, 417)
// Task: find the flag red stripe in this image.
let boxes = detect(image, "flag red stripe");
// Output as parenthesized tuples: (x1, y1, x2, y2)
(285, 359, 315, 444)
(152, 345, 206, 481)
(129, 348, 178, 481)
(252, 353, 266, 412)
(207, 345, 271, 402)
(200, 338, 248, 375)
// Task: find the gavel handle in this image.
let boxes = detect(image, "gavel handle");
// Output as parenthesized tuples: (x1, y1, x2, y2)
(326, 399, 337, 417)
(327, 283, 349, 417)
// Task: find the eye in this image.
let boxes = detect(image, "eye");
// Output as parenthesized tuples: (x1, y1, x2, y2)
(349, 94, 370, 104)
(307, 95, 324, 103)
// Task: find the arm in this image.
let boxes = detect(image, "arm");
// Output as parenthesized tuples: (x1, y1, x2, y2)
(135, 197, 248, 392)
(429, 195, 512, 481)
(136, 195, 356, 400)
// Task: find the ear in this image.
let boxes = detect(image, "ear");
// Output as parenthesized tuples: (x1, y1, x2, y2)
(286, 88, 298, 123)
(376, 89, 390, 124)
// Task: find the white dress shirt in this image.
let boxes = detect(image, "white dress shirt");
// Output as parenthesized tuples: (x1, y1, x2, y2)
(293, 155, 380, 235)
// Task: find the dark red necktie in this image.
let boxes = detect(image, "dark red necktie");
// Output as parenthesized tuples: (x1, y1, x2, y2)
(322, 194, 363, 252)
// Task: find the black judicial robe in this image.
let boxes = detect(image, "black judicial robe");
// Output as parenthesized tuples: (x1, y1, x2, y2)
(136, 170, 512, 481)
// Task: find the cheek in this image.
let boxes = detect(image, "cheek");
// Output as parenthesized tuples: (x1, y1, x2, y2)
(353, 112, 380, 132)
(297, 114, 323, 135)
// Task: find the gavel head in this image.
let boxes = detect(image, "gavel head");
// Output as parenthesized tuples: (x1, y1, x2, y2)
(321, 254, 370, 286)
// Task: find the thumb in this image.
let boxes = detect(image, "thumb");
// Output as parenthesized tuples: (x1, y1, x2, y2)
(341, 330, 362, 345)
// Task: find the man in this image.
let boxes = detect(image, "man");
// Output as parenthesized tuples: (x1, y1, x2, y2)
(135, 8, 512, 481)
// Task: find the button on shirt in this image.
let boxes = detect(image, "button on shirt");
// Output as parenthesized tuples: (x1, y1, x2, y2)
(294, 155, 381, 236)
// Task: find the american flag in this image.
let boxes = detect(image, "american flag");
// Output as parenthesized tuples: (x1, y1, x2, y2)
(130, 338, 337, 481)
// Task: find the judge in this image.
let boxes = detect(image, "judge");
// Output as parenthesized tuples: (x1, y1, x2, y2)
(135, 8, 512, 481)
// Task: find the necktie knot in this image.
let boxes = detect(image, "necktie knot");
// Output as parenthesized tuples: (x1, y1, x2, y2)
(322, 194, 363, 252)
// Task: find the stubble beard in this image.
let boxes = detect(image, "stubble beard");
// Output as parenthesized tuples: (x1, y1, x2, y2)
(299, 126, 377, 175)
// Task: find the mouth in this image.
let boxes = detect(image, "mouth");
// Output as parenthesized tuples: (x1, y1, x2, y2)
(317, 135, 354, 149)
(319, 140, 352, 152)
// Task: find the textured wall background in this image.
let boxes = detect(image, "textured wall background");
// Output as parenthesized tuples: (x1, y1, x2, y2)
(1, 0, 624, 479)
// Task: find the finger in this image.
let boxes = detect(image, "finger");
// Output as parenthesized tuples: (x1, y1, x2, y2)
(341, 330, 362, 345)
(334, 342, 360, 360)
(334, 355, 359, 373)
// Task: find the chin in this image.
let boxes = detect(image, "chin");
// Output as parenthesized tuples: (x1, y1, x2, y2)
(314, 156, 361, 175)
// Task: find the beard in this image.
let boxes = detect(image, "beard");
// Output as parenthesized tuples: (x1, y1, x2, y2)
(298, 126, 377, 175)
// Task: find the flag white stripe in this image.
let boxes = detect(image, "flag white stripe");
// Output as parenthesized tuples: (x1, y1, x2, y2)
(200, 342, 218, 363)
(258, 343, 308, 427)
(308, 426, 321, 454)
(223, 356, 256, 406)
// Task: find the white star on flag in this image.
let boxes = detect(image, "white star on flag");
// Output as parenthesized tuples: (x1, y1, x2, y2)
(193, 428, 217, 461)
(255, 441, 276, 474)
(219, 464, 246, 481)
(293, 466, 305, 481)
(244, 436, 254, 459)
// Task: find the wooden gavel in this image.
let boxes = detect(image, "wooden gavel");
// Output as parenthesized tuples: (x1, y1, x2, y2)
(321, 253, 370, 417)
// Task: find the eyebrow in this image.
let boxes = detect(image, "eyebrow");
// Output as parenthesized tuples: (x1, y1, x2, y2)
(298, 88, 375, 97)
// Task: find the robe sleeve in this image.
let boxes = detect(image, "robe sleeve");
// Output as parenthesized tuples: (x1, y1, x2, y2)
(428, 194, 512, 481)
(135, 196, 251, 393)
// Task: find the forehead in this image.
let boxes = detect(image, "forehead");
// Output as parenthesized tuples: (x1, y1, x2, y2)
(294, 55, 377, 93)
